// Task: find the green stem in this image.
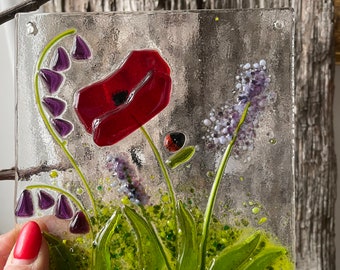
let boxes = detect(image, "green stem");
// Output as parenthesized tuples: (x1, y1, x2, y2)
(34, 29, 98, 218)
(199, 102, 250, 269)
(139, 126, 177, 230)
(26, 184, 94, 239)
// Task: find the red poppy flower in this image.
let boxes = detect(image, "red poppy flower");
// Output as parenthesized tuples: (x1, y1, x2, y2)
(74, 50, 172, 146)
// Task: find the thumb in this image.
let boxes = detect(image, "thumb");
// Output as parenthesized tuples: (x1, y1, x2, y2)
(4, 221, 49, 270)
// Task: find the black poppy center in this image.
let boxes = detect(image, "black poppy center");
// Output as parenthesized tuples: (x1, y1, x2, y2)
(112, 90, 129, 106)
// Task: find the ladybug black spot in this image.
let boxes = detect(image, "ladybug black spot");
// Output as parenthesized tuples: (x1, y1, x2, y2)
(164, 132, 186, 152)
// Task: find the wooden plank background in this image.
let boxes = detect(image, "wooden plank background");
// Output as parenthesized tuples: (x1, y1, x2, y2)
(335, 0, 340, 63)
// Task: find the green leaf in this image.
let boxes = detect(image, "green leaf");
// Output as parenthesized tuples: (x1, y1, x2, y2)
(123, 206, 171, 270)
(93, 210, 121, 270)
(43, 232, 77, 270)
(242, 247, 285, 270)
(209, 231, 261, 270)
(165, 146, 196, 169)
(176, 201, 199, 270)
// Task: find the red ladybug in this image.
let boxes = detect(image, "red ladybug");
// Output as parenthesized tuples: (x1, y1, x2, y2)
(164, 132, 186, 152)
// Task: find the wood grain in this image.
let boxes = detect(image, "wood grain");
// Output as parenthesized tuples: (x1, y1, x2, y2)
(335, 0, 340, 63)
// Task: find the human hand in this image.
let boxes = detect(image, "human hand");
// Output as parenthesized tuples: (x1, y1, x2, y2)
(0, 216, 68, 270)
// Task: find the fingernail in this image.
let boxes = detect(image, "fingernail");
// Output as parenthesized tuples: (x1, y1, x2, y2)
(13, 221, 42, 260)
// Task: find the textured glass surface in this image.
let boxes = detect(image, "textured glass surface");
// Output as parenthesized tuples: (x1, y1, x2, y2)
(16, 10, 294, 269)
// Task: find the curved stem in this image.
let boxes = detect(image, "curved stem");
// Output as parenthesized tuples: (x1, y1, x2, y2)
(26, 184, 94, 239)
(139, 126, 177, 230)
(34, 29, 98, 218)
(36, 29, 76, 69)
(199, 102, 250, 269)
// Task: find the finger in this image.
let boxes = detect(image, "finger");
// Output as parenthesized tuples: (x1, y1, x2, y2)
(3, 221, 49, 270)
(34, 215, 69, 236)
(0, 225, 22, 269)
(3, 238, 49, 270)
(0, 216, 69, 269)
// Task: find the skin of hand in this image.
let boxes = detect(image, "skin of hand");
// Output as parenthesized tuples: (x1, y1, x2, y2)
(0, 216, 69, 270)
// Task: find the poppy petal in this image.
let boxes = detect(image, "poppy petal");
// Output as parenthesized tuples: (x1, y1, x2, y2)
(92, 71, 171, 146)
(74, 50, 171, 146)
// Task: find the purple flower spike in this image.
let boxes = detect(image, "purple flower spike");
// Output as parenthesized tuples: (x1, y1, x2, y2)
(43, 97, 66, 117)
(15, 190, 34, 217)
(55, 194, 73, 219)
(203, 60, 272, 155)
(38, 190, 55, 210)
(72, 35, 91, 60)
(69, 211, 90, 234)
(106, 153, 150, 205)
(39, 69, 64, 93)
(51, 118, 73, 137)
(51, 47, 70, 71)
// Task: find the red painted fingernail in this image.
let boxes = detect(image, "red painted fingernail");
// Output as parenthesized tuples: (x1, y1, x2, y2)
(14, 221, 42, 260)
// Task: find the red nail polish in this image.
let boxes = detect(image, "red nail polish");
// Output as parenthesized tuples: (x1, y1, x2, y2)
(14, 221, 42, 260)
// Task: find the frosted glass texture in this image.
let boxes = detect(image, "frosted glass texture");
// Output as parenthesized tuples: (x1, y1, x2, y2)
(16, 9, 294, 269)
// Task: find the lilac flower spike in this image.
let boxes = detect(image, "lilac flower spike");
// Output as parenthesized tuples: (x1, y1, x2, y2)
(51, 47, 70, 71)
(72, 35, 91, 60)
(106, 153, 150, 205)
(51, 118, 73, 137)
(42, 97, 66, 117)
(203, 60, 272, 155)
(39, 69, 64, 93)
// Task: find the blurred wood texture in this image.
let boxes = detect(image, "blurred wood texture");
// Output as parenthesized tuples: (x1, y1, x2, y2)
(39, 1, 336, 269)
(335, 0, 340, 63)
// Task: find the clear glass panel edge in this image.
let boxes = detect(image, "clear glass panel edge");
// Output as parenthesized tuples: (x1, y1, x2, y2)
(16, 8, 295, 267)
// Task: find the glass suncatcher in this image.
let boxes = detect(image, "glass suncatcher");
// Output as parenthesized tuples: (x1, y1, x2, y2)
(15, 9, 294, 269)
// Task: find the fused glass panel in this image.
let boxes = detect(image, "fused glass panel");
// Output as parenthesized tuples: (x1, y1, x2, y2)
(16, 9, 294, 269)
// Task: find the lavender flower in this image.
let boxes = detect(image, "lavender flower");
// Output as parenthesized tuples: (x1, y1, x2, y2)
(202, 60, 272, 155)
(106, 153, 149, 205)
